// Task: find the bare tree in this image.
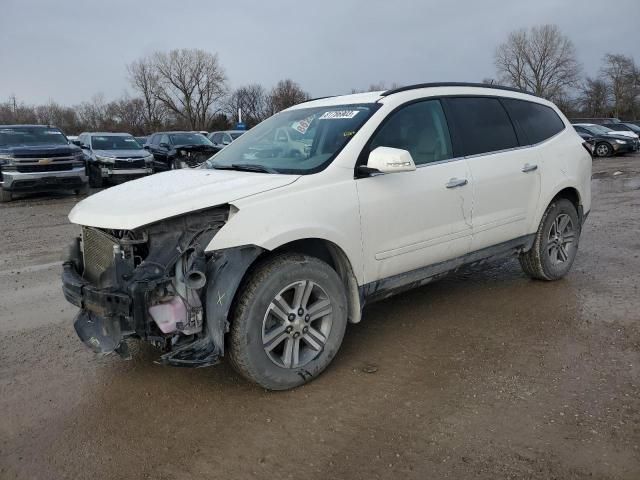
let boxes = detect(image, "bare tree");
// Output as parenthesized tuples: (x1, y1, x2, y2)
(106, 95, 147, 134)
(600, 54, 638, 118)
(266, 79, 310, 115)
(35, 101, 81, 133)
(0, 95, 37, 124)
(225, 84, 269, 127)
(495, 24, 581, 100)
(579, 77, 610, 117)
(150, 49, 227, 130)
(75, 94, 110, 131)
(127, 57, 166, 129)
(350, 81, 402, 94)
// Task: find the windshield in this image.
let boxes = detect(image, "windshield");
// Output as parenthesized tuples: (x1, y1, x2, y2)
(622, 123, 640, 133)
(585, 125, 615, 135)
(0, 127, 68, 147)
(91, 135, 142, 150)
(169, 133, 212, 146)
(207, 104, 379, 174)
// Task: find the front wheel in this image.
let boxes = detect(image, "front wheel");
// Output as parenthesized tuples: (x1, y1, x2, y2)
(228, 254, 348, 390)
(88, 164, 103, 188)
(519, 199, 580, 281)
(594, 142, 612, 157)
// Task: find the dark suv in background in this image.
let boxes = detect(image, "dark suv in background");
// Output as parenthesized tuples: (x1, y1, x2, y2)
(0, 125, 87, 202)
(145, 131, 217, 170)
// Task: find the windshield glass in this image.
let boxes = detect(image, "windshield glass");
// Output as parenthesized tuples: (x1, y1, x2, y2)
(585, 125, 615, 135)
(207, 104, 379, 174)
(169, 133, 212, 146)
(0, 127, 68, 147)
(91, 135, 142, 150)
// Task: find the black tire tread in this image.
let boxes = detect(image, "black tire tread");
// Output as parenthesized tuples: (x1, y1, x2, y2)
(519, 199, 579, 281)
(228, 253, 343, 389)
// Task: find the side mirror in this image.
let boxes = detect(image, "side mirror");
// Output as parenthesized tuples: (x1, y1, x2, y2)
(363, 147, 416, 174)
(159, 142, 170, 149)
(143, 145, 150, 150)
(72, 140, 82, 147)
(222, 140, 231, 146)
(81, 143, 90, 150)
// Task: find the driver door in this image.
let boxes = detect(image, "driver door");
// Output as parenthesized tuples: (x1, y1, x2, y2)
(356, 99, 473, 283)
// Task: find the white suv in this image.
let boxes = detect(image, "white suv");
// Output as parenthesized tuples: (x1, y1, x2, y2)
(62, 83, 592, 390)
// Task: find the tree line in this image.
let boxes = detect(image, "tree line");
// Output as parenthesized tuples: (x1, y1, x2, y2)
(491, 24, 640, 119)
(1, 27, 639, 135)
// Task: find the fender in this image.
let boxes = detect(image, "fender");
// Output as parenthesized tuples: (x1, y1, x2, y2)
(205, 245, 265, 354)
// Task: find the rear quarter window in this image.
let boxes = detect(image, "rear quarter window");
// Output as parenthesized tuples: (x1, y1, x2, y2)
(447, 97, 519, 156)
(502, 99, 565, 145)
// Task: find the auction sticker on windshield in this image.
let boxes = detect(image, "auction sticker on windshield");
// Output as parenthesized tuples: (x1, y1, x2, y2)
(291, 115, 315, 134)
(319, 110, 360, 120)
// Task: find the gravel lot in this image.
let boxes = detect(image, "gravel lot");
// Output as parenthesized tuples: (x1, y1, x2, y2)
(1, 154, 639, 479)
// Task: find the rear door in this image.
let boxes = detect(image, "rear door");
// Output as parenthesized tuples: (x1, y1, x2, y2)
(445, 96, 541, 251)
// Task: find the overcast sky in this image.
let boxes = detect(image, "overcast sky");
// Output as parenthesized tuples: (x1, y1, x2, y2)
(1, 0, 639, 106)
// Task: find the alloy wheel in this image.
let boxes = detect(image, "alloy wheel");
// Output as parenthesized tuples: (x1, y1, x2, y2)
(546, 213, 576, 265)
(595, 144, 610, 157)
(262, 280, 333, 369)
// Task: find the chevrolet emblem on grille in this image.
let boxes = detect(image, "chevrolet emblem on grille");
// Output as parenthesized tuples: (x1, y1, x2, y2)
(38, 158, 52, 165)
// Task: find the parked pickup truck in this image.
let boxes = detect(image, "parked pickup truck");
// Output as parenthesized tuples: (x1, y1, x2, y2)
(0, 125, 88, 202)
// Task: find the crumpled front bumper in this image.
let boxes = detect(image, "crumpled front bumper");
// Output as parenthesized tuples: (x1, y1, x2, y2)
(62, 262, 131, 317)
(62, 262, 134, 356)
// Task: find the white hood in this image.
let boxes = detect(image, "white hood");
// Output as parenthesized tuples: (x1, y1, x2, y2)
(69, 169, 300, 229)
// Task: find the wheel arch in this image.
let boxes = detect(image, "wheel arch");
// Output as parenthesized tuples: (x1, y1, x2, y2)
(534, 185, 584, 234)
(267, 238, 363, 325)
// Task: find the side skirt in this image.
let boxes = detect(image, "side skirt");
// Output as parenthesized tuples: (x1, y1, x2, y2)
(360, 234, 535, 305)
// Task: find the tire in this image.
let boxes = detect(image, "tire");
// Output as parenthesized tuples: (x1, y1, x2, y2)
(228, 253, 348, 390)
(594, 142, 612, 157)
(0, 189, 12, 203)
(88, 164, 103, 188)
(519, 198, 580, 281)
(74, 183, 90, 195)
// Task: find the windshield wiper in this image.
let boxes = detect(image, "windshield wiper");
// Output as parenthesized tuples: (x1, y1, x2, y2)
(212, 163, 278, 174)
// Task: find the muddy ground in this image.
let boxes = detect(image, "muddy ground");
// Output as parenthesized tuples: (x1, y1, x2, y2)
(1, 154, 639, 479)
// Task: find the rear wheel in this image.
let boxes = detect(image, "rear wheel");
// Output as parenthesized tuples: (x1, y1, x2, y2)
(594, 142, 612, 157)
(519, 199, 580, 281)
(228, 254, 348, 390)
(74, 183, 89, 195)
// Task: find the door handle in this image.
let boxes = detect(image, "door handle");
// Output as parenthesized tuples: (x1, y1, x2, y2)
(522, 163, 538, 173)
(445, 178, 468, 189)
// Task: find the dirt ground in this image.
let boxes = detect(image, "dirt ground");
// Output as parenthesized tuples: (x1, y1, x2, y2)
(1, 154, 639, 480)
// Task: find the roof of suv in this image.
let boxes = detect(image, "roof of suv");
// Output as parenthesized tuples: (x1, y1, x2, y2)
(84, 132, 133, 136)
(290, 82, 541, 111)
(0, 124, 60, 129)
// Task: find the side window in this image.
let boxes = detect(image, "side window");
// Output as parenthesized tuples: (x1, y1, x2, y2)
(223, 133, 233, 144)
(211, 133, 222, 144)
(447, 97, 518, 156)
(150, 134, 159, 146)
(502, 98, 565, 145)
(160, 134, 170, 146)
(369, 99, 453, 165)
(574, 126, 587, 135)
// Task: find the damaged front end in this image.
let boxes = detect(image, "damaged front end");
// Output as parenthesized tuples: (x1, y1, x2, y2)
(62, 206, 257, 367)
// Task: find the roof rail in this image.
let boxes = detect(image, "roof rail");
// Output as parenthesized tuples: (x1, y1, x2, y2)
(298, 95, 336, 104)
(380, 82, 533, 97)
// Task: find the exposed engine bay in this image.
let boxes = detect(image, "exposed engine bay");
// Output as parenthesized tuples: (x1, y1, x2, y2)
(61, 206, 262, 366)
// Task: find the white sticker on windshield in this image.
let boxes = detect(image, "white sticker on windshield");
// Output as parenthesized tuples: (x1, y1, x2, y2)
(319, 110, 360, 120)
(291, 115, 315, 134)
